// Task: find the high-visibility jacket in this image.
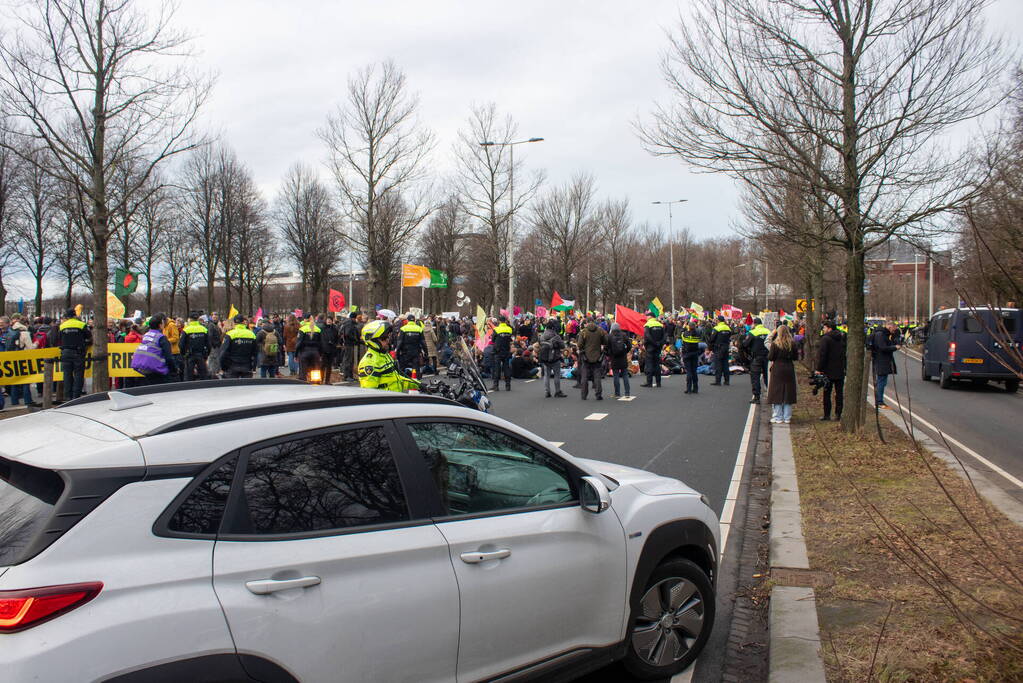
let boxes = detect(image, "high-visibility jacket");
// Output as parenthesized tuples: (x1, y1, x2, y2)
(182, 321, 211, 357)
(296, 322, 323, 355)
(397, 321, 426, 363)
(58, 317, 90, 357)
(710, 322, 732, 351)
(745, 324, 770, 358)
(358, 348, 419, 392)
(492, 323, 514, 358)
(643, 318, 665, 350)
(220, 324, 258, 371)
(680, 329, 703, 355)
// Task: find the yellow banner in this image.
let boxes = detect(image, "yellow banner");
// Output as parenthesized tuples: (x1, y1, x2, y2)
(0, 344, 144, 385)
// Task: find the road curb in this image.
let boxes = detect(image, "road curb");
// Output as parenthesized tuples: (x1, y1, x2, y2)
(768, 423, 827, 683)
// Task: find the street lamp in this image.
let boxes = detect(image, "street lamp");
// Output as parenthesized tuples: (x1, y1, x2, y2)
(480, 137, 544, 314)
(652, 199, 688, 313)
(732, 263, 748, 305)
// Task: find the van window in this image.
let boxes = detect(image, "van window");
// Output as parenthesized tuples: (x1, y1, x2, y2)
(0, 457, 65, 565)
(936, 316, 950, 332)
(963, 316, 982, 334)
(998, 312, 1017, 334)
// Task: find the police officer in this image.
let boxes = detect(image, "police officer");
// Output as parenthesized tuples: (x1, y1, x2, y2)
(491, 315, 514, 391)
(58, 308, 91, 400)
(358, 320, 420, 392)
(743, 317, 771, 403)
(397, 314, 426, 378)
(181, 313, 211, 381)
(709, 316, 733, 386)
(295, 314, 324, 382)
(219, 314, 258, 378)
(641, 311, 665, 388)
(680, 321, 703, 395)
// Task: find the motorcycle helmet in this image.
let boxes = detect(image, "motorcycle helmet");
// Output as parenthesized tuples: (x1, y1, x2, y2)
(361, 319, 392, 352)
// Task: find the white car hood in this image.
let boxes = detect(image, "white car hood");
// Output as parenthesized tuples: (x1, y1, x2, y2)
(576, 457, 700, 497)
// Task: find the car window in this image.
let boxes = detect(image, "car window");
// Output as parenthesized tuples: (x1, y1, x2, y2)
(168, 457, 238, 535)
(406, 422, 575, 516)
(0, 457, 64, 565)
(227, 426, 409, 535)
(936, 316, 950, 332)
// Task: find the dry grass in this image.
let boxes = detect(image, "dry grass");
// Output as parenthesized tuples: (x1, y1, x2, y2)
(788, 367, 1023, 682)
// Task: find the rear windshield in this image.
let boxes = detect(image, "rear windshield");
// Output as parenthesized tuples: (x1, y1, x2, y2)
(961, 311, 1018, 334)
(0, 457, 65, 566)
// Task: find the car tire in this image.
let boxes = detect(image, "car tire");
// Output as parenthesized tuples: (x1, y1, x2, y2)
(622, 558, 715, 680)
(1007, 379, 1020, 394)
(939, 365, 953, 389)
(920, 360, 932, 382)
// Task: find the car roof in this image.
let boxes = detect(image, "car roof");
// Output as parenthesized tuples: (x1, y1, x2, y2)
(52, 380, 450, 439)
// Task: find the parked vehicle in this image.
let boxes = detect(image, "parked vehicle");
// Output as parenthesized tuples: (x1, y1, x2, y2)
(0, 379, 719, 682)
(920, 307, 1022, 393)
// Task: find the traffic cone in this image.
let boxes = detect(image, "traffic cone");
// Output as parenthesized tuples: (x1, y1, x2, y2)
(408, 369, 419, 395)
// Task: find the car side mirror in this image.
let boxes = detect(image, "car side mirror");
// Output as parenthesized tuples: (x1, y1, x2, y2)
(580, 476, 611, 514)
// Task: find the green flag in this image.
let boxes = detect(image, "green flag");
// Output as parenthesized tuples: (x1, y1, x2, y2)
(428, 269, 448, 288)
(114, 268, 139, 298)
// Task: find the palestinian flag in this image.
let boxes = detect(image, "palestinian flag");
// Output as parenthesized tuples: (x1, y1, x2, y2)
(114, 268, 139, 298)
(551, 290, 575, 311)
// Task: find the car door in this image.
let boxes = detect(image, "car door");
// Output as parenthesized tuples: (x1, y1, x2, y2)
(211, 422, 459, 683)
(397, 419, 627, 682)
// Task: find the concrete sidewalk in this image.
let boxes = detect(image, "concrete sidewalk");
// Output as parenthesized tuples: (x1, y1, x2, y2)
(768, 423, 827, 683)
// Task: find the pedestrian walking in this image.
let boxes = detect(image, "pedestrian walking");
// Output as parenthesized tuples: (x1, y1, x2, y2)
(680, 321, 703, 395)
(578, 317, 608, 400)
(870, 320, 901, 409)
(768, 324, 798, 423)
(641, 311, 665, 388)
(608, 323, 631, 397)
(816, 320, 846, 421)
(58, 308, 91, 401)
(743, 317, 770, 403)
(535, 318, 567, 398)
(709, 316, 732, 386)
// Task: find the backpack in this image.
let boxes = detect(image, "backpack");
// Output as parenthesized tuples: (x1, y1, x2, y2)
(33, 328, 49, 349)
(609, 333, 628, 357)
(538, 338, 555, 363)
(262, 331, 279, 356)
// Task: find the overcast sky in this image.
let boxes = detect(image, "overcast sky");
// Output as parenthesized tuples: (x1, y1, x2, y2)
(5, 0, 1023, 299)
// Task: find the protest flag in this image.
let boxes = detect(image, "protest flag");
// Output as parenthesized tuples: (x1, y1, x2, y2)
(107, 291, 126, 319)
(551, 291, 575, 311)
(328, 289, 346, 313)
(648, 297, 664, 316)
(114, 268, 140, 298)
(615, 304, 647, 336)
(228, 305, 239, 319)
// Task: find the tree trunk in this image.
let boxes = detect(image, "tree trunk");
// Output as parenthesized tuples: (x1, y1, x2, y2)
(146, 269, 153, 314)
(34, 276, 43, 316)
(91, 233, 110, 391)
(841, 244, 867, 432)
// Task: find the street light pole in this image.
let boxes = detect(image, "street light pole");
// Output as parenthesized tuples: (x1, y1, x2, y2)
(480, 137, 544, 315)
(652, 199, 687, 313)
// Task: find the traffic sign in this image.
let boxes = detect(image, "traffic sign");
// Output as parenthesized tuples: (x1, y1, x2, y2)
(795, 299, 815, 313)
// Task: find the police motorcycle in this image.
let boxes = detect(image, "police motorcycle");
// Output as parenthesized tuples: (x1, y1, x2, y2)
(418, 337, 491, 413)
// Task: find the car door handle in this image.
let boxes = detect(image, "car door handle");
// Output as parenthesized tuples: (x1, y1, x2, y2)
(245, 576, 321, 595)
(460, 549, 511, 564)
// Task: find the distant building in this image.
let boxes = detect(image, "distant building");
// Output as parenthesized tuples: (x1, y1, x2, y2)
(865, 240, 951, 286)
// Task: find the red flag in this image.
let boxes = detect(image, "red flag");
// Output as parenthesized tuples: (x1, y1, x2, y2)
(744, 313, 754, 326)
(328, 289, 345, 313)
(551, 290, 565, 308)
(779, 308, 786, 318)
(614, 304, 647, 337)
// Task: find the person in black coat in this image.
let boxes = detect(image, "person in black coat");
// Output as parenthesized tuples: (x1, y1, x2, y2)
(608, 323, 631, 397)
(871, 321, 901, 409)
(815, 320, 846, 421)
(320, 316, 340, 384)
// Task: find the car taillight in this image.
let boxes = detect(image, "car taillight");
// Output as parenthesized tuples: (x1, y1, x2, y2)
(0, 582, 102, 633)
(947, 342, 956, 362)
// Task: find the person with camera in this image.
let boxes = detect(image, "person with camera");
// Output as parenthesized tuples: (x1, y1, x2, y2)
(815, 319, 846, 421)
(870, 320, 901, 410)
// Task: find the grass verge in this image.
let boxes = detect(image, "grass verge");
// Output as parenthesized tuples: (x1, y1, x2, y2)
(788, 366, 1023, 682)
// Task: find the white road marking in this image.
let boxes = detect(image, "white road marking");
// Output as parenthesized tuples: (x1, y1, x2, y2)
(549, 441, 565, 448)
(525, 379, 536, 383)
(618, 395, 636, 401)
(719, 403, 757, 560)
(584, 412, 608, 421)
(869, 382, 1023, 490)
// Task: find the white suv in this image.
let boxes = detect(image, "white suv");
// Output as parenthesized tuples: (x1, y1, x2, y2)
(0, 380, 719, 682)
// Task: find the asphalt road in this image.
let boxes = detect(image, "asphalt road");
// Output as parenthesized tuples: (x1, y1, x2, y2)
(879, 349, 1023, 505)
(482, 370, 755, 683)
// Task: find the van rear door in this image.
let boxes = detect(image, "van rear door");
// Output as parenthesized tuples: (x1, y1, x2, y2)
(988, 309, 1023, 377)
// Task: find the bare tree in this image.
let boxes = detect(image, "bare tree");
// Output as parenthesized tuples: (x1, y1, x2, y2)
(452, 103, 544, 311)
(320, 60, 434, 307)
(530, 173, 599, 295)
(592, 199, 643, 307)
(276, 163, 342, 313)
(180, 145, 223, 314)
(0, 126, 21, 311)
(162, 225, 198, 318)
(639, 0, 1015, 431)
(419, 195, 470, 312)
(13, 147, 58, 314)
(50, 179, 90, 309)
(136, 180, 169, 314)
(0, 0, 211, 389)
